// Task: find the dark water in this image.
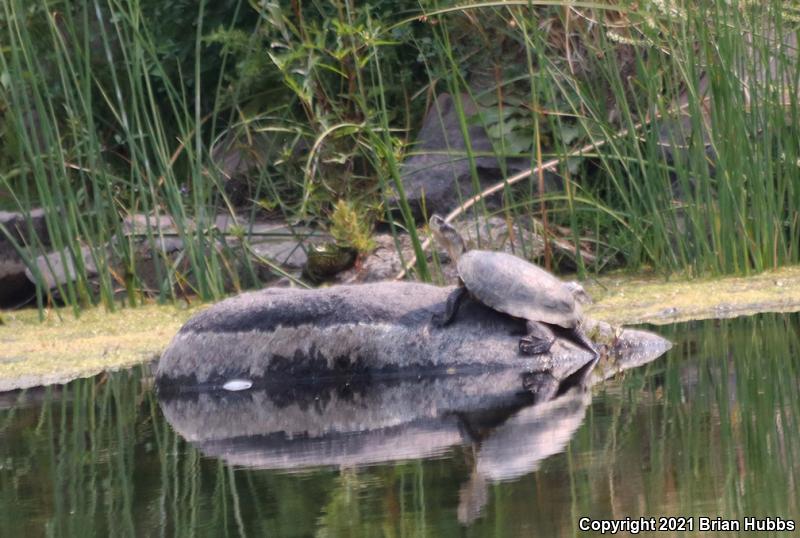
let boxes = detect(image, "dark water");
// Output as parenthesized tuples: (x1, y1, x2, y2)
(1, 314, 799, 537)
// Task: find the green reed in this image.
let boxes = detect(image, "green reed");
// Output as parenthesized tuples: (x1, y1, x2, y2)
(1, 1, 799, 311)
(0, 0, 259, 310)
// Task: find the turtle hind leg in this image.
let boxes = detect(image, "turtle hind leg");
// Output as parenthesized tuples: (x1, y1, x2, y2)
(519, 321, 556, 356)
(571, 326, 600, 358)
(432, 287, 468, 327)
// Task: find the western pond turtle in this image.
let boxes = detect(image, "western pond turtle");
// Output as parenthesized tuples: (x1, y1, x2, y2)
(429, 215, 598, 357)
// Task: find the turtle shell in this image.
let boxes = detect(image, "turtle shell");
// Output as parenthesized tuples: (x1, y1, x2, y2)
(457, 250, 581, 328)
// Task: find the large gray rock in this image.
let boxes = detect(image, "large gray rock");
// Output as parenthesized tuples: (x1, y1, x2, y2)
(155, 281, 670, 392)
(394, 93, 531, 218)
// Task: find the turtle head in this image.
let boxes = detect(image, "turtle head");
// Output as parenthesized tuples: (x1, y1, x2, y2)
(429, 214, 467, 261)
(565, 281, 592, 305)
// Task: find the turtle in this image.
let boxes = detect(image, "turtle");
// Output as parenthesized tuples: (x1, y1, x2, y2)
(303, 242, 357, 283)
(429, 214, 598, 357)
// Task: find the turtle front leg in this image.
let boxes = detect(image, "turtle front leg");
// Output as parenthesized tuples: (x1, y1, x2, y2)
(432, 287, 468, 327)
(570, 325, 600, 358)
(519, 321, 556, 355)
(522, 372, 560, 403)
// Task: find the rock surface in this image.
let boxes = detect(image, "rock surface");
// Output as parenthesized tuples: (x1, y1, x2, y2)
(157, 308, 669, 471)
(0, 210, 334, 305)
(335, 216, 549, 284)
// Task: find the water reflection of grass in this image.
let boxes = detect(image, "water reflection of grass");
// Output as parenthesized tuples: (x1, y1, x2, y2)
(1, 314, 799, 536)
(563, 314, 800, 533)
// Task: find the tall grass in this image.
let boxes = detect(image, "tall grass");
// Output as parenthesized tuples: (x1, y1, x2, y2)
(0, 0, 253, 310)
(1, 0, 798, 310)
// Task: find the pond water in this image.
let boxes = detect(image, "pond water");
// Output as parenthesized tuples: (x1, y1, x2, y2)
(1, 314, 799, 537)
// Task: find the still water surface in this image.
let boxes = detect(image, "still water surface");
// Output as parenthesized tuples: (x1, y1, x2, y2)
(1, 314, 799, 537)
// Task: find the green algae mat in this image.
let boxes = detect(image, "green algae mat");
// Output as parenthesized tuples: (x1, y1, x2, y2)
(3, 265, 800, 391)
(0, 304, 200, 391)
(584, 265, 800, 326)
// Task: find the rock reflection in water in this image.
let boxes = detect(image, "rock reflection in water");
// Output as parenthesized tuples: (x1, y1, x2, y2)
(159, 333, 669, 524)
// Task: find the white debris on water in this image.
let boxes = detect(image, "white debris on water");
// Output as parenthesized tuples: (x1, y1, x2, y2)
(222, 379, 253, 391)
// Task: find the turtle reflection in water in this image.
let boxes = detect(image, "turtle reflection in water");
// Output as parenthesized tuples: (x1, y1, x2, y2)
(429, 215, 598, 358)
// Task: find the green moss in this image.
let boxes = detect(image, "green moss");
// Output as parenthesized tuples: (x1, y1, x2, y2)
(329, 200, 376, 254)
